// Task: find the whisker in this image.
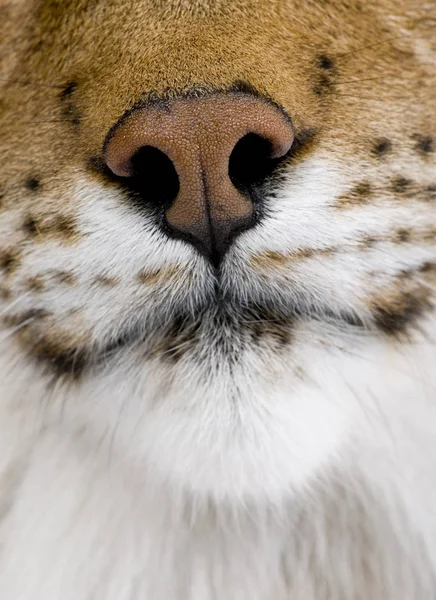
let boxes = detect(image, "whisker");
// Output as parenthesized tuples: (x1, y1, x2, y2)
(332, 34, 414, 59)
(334, 76, 414, 86)
(336, 93, 412, 101)
(23, 120, 66, 125)
(0, 78, 64, 90)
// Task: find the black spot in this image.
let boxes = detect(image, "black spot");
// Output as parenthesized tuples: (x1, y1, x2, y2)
(0, 250, 20, 274)
(59, 81, 81, 128)
(25, 177, 41, 192)
(372, 138, 392, 156)
(61, 102, 81, 128)
(391, 176, 411, 194)
(313, 73, 332, 96)
(317, 54, 335, 70)
(59, 80, 78, 100)
(426, 185, 436, 199)
(23, 216, 39, 236)
(413, 134, 434, 155)
(418, 261, 436, 273)
(395, 228, 411, 243)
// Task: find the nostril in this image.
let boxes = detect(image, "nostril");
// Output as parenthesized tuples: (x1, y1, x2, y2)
(126, 146, 180, 210)
(229, 133, 283, 192)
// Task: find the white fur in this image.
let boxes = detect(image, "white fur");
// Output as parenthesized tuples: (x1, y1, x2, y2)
(0, 155, 435, 599)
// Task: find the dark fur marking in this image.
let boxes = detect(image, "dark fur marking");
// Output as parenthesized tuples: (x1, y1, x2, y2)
(59, 80, 78, 100)
(373, 290, 430, 335)
(360, 235, 378, 249)
(59, 81, 81, 128)
(25, 276, 45, 292)
(23, 214, 78, 241)
(394, 228, 411, 243)
(413, 134, 434, 155)
(61, 102, 81, 128)
(94, 274, 118, 287)
(372, 138, 392, 156)
(137, 269, 166, 286)
(249, 318, 292, 348)
(51, 214, 77, 238)
(30, 339, 89, 379)
(149, 316, 202, 364)
(335, 181, 372, 207)
(0, 285, 11, 300)
(391, 176, 412, 194)
(317, 54, 335, 70)
(3, 308, 49, 328)
(354, 182, 372, 197)
(313, 73, 332, 96)
(8, 309, 89, 379)
(0, 250, 20, 274)
(53, 270, 76, 285)
(25, 177, 41, 192)
(23, 216, 39, 236)
(418, 261, 436, 274)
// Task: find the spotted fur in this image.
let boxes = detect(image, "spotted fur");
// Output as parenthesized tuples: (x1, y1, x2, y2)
(0, 0, 436, 599)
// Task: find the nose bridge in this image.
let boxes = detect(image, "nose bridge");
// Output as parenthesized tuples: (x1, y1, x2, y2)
(164, 99, 256, 250)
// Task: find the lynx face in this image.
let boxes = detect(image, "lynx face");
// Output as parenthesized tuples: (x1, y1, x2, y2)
(0, 0, 435, 501)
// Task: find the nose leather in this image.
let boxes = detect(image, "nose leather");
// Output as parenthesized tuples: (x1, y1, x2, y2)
(104, 94, 294, 258)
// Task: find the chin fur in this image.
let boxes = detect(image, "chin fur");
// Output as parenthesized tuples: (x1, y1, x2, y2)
(0, 314, 435, 599)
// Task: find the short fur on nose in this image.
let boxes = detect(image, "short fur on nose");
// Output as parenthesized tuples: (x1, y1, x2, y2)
(104, 94, 294, 261)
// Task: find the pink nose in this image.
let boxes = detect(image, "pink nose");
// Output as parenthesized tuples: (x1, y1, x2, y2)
(104, 94, 293, 262)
